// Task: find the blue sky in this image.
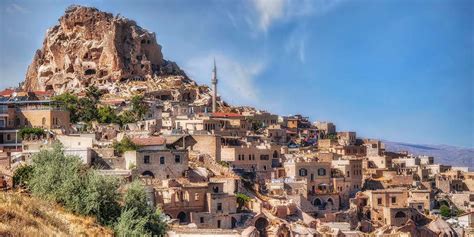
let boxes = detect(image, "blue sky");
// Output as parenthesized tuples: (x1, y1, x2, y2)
(0, 0, 473, 147)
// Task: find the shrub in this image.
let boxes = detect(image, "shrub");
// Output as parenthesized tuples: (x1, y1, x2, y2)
(440, 204, 451, 218)
(98, 106, 120, 124)
(18, 127, 45, 140)
(12, 165, 34, 188)
(217, 160, 229, 168)
(114, 137, 139, 155)
(115, 180, 167, 236)
(53, 93, 79, 123)
(80, 171, 121, 226)
(27, 143, 121, 226)
(131, 95, 148, 120)
(236, 193, 251, 211)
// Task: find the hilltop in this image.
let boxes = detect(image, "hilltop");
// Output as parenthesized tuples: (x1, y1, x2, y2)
(22, 5, 215, 106)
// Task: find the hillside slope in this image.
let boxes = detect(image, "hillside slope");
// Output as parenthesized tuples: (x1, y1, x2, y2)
(0, 191, 112, 236)
(384, 141, 474, 170)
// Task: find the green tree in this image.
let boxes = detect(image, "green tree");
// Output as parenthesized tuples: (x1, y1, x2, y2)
(440, 204, 451, 218)
(53, 93, 79, 122)
(81, 171, 121, 225)
(27, 143, 121, 226)
(118, 110, 137, 125)
(28, 143, 84, 203)
(114, 137, 139, 155)
(98, 106, 120, 124)
(77, 97, 98, 122)
(114, 208, 150, 236)
(85, 86, 102, 103)
(115, 180, 167, 236)
(18, 127, 45, 140)
(123, 180, 152, 217)
(12, 164, 34, 188)
(131, 95, 148, 120)
(236, 193, 251, 212)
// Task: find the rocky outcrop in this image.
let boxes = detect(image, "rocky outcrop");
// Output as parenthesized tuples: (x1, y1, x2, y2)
(23, 5, 186, 95)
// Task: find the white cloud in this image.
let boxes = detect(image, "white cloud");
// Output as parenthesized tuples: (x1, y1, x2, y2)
(253, 0, 285, 32)
(285, 27, 307, 63)
(184, 53, 265, 107)
(285, 34, 306, 63)
(251, 0, 344, 32)
(5, 3, 30, 14)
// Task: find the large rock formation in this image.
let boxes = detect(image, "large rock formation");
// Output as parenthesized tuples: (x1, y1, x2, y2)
(24, 5, 186, 95)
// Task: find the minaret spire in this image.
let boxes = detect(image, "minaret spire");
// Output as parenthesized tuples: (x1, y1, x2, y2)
(211, 58, 218, 113)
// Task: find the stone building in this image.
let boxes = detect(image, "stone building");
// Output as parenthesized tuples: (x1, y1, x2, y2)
(0, 98, 70, 150)
(221, 140, 281, 180)
(124, 136, 188, 179)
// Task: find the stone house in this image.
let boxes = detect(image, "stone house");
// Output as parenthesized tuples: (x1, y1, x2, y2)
(0, 99, 70, 150)
(221, 141, 280, 180)
(124, 136, 188, 179)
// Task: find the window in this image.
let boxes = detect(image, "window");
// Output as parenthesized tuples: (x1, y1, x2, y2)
(160, 156, 165, 164)
(217, 220, 221, 228)
(346, 171, 350, 177)
(260, 155, 269, 160)
(310, 173, 314, 181)
(200, 217, 204, 223)
(175, 155, 181, 163)
(195, 193, 200, 201)
(263, 165, 267, 170)
(391, 197, 396, 204)
(299, 168, 308, 176)
(318, 168, 326, 176)
(248, 155, 251, 160)
(377, 198, 382, 205)
(144, 155, 150, 164)
(217, 203, 222, 211)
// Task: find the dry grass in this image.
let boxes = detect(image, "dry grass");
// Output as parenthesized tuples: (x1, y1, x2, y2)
(0, 191, 113, 237)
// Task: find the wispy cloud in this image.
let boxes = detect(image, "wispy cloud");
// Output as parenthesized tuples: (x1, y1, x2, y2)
(5, 3, 30, 14)
(251, 0, 344, 32)
(285, 29, 307, 63)
(184, 53, 265, 107)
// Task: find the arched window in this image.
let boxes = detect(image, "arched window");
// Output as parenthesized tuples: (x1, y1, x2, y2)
(142, 171, 155, 178)
(177, 212, 187, 223)
(395, 211, 406, 218)
(318, 168, 326, 176)
(273, 150, 278, 158)
(313, 198, 322, 206)
(299, 168, 308, 176)
(327, 198, 334, 206)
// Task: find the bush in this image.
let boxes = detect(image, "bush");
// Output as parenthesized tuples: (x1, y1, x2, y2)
(53, 93, 79, 123)
(440, 204, 451, 218)
(236, 193, 251, 211)
(115, 180, 167, 236)
(19, 127, 45, 140)
(98, 106, 120, 124)
(12, 165, 34, 188)
(131, 95, 148, 120)
(27, 143, 121, 226)
(114, 137, 139, 155)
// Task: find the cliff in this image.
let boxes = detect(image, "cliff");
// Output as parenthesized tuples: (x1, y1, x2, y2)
(23, 5, 195, 99)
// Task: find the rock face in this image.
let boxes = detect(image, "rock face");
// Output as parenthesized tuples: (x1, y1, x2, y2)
(24, 5, 185, 94)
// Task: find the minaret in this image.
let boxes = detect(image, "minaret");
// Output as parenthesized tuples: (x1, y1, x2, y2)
(211, 59, 218, 113)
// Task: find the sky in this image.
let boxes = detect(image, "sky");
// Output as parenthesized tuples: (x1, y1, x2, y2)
(0, 0, 473, 147)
